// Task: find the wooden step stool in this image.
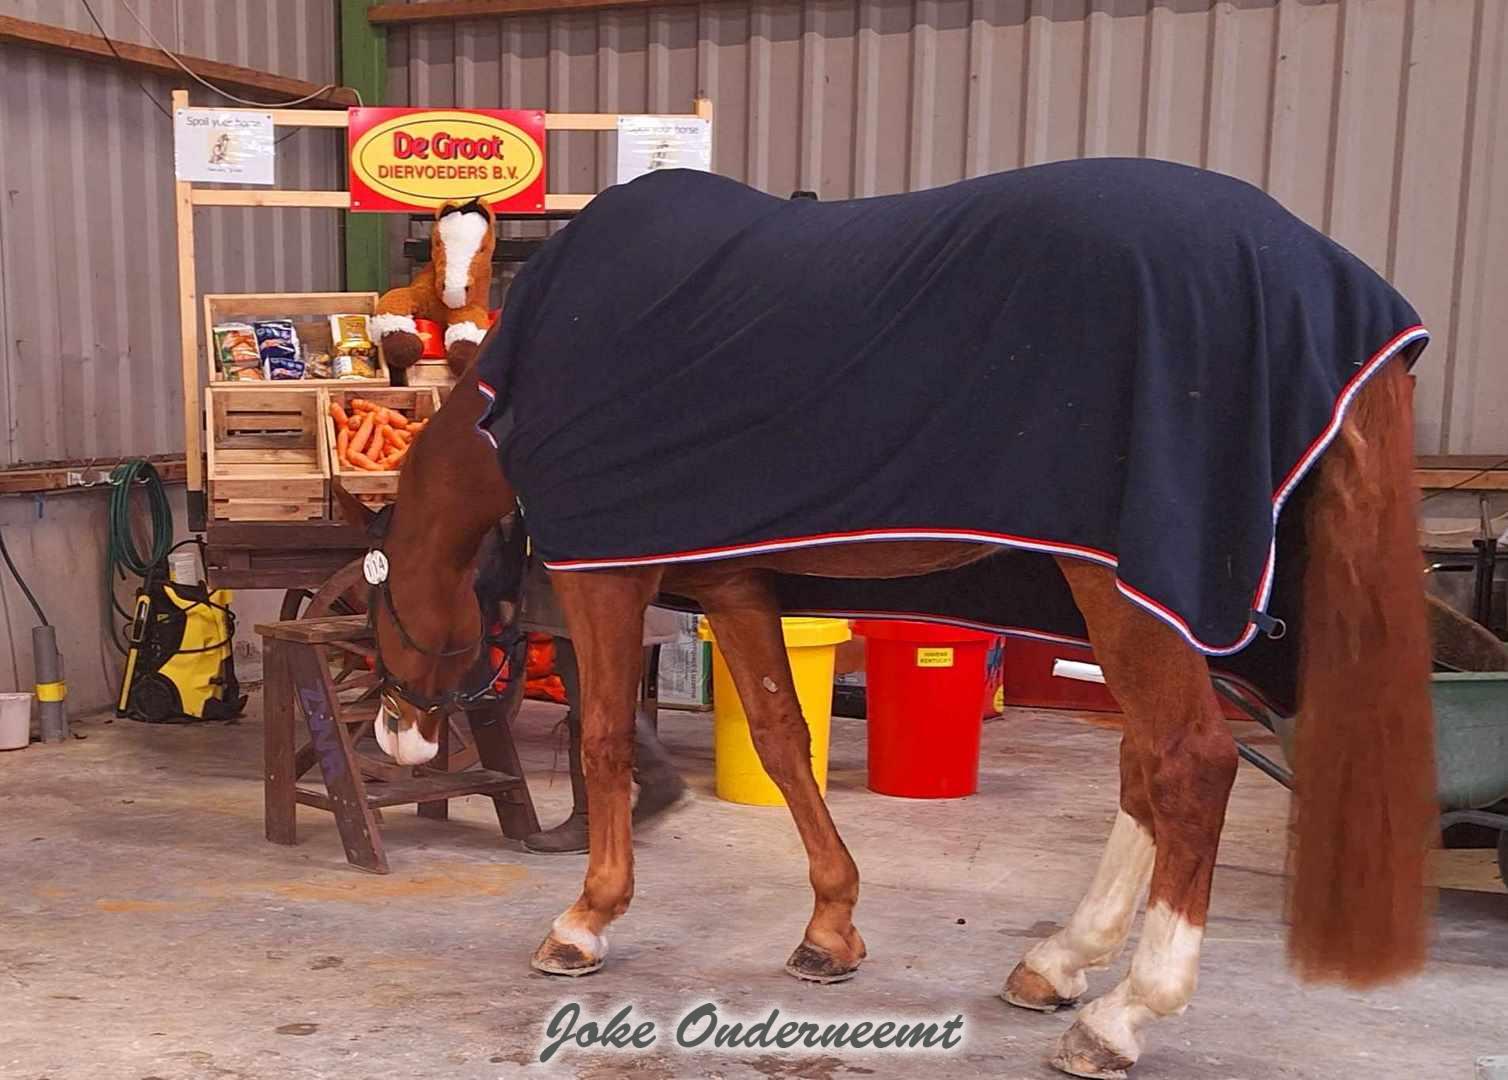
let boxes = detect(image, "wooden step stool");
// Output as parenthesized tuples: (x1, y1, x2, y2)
(257, 614, 540, 873)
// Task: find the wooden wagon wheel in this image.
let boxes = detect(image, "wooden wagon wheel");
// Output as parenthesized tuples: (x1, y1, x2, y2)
(283, 558, 481, 774)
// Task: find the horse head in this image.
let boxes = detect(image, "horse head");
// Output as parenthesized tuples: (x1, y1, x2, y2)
(332, 367, 518, 765)
(432, 198, 497, 311)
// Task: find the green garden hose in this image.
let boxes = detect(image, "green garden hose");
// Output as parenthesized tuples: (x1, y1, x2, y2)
(105, 459, 174, 653)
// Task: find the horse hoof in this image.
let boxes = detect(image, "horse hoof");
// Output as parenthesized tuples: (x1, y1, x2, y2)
(531, 932, 606, 977)
(784, 941, 862, 984)
(1002, 961, 1079, 1013)
(1051, 1019, 1136, 1080)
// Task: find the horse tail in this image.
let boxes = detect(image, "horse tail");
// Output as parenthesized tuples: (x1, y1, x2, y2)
(1287, 355, 1435, 986)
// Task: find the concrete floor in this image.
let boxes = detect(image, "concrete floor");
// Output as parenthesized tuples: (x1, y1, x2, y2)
(2, 697, 1505, 1080)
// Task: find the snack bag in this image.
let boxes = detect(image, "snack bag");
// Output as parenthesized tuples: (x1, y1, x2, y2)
(254, 320, 305, 380)
(212, 322, 263, 381)
(330, 314, 378, 379)
(303, 349, 333, 380)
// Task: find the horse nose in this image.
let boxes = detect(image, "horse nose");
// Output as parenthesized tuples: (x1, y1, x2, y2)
(375, 702, 439, 765)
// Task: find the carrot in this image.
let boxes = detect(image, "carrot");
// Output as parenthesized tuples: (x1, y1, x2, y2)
(349, 397, 372, 413)
(347, 448, 385, 471)
(375, 423, 394, 452)
(387, 427, 411, 447)
(349, 412, 375, 456)
(383, 408, 410, 429)
(336, 427, 351, 462)
(381, 450, 404, 469)
(329, 402, 349, 428)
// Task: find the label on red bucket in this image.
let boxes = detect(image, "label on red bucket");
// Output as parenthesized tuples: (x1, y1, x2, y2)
(915, 647, 955, 668)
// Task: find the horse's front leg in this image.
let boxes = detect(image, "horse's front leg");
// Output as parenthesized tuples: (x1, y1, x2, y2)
(694, 569, 866, 982)
(530, 566, 661, 976)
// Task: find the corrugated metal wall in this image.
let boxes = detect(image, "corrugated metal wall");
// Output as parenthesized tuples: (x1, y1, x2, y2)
(0, 2, 338, 711)
(0, 0, 344, 466)
(384, 0, 1508, 455)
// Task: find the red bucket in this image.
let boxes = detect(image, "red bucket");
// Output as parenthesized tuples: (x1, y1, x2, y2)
(852, 620, 995, 798)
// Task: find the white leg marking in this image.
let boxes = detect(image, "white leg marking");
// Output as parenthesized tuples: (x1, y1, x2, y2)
(370, 312, 418, 338)
(374, 703, 439, 765)
(551, 913, 609, 959)
(1022, 810, 1155, 1000)
(1076, 901, 1205, 1064)
(444, 320, 486, 347)
(436, 211, 488, 308)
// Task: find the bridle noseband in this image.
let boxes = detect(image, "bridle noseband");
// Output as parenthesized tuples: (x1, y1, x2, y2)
(364, 532, 527, 720)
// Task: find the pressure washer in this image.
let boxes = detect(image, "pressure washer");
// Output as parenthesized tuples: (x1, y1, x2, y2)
(107, 460, 245, 724)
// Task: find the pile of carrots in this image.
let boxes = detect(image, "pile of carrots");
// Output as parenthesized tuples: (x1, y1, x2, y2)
(329, 398, 428, 472)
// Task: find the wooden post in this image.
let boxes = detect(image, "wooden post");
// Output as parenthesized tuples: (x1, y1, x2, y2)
(263, 639, 298, 845)
(284, 641, 388, 873)
(172, 89, 207, 526)
(341, 0, 388, 294)
(695, 97, 714, 177)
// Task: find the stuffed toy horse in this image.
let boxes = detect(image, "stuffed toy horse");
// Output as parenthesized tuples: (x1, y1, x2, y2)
(371, 198, 497, 375)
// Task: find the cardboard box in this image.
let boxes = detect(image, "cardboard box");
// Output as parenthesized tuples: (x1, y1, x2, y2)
(657, 612, 711, 707)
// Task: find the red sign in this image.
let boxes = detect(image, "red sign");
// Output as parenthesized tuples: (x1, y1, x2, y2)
(347, 108, 546, 214)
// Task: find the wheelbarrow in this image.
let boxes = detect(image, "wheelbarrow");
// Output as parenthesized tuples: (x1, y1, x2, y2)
(1212, 673, 1508, 891)
(1050, 659, 1508, 890)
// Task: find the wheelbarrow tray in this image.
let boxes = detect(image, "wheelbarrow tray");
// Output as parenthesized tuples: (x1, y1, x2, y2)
(1217, 672, 1508, 812)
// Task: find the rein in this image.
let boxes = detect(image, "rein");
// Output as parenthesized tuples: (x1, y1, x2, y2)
(363, 517, 529, 718)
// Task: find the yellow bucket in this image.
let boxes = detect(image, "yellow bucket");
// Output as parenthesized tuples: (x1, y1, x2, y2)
(700, 616, 852, 806)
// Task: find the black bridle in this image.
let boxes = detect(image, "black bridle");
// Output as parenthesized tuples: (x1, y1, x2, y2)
(365, 512, 530, 719)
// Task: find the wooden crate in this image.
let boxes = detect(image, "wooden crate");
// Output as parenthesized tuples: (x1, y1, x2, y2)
(324, 387, 441, 508)
(203, 292, 389, 387)
(206, 387, 329, 521)
(404, 361, 457, 402)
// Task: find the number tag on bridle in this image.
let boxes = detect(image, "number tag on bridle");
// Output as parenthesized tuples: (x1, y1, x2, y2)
(363, 550, 390, 586)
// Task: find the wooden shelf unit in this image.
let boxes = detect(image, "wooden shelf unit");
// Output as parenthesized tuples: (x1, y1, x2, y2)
(174, 89, 714, 538)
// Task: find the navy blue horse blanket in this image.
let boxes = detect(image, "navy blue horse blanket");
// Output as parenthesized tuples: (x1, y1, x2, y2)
(476, 161, 1427, 712)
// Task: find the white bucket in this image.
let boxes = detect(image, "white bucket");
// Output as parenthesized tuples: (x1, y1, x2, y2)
(168, 548, 202, 586)
(0, 692, 32, 750)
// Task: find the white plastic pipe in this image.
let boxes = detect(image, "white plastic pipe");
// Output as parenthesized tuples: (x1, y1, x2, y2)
(1052, 658, 1106, 685)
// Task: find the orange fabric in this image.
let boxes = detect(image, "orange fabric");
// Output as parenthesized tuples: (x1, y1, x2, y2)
(489, 630, 567, 704)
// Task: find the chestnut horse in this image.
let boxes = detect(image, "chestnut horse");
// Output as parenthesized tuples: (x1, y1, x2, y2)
(339, 339, 1433, 1078)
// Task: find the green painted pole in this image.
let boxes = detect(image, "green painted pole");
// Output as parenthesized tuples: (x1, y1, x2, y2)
(341, 0, 387, 294)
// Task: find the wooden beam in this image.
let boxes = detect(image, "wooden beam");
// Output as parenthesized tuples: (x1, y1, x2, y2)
(544, 193, 593, 211)
(1416, 455, 1508, 471)
(1416, 469, 1508, 492)
(264, 109, 351, 128)
(174, 92, 205, 498)
(0, 455, 186, 495)
(369, 0, 697, 25)
(0, 14, 358, 107)
(192, 189, 353, 209)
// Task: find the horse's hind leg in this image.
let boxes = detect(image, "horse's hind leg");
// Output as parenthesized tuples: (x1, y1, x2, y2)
(1003, 739, 1155, 1011)
(691, 568, 866, 981)
(530, 566, 661, 976)
(1032, 559, 1238, 1079)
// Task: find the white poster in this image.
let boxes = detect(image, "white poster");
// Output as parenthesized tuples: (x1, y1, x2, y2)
(174, 109, 275, 185)
(616, 116, 712, 184)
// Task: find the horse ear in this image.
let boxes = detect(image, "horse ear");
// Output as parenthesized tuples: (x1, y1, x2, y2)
(332, 482, 378, 532)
